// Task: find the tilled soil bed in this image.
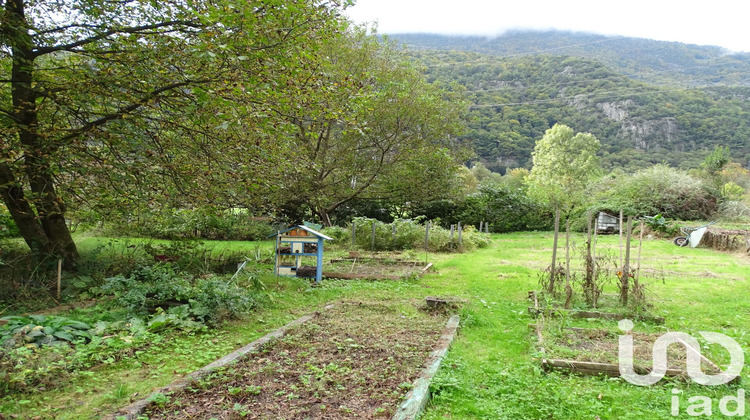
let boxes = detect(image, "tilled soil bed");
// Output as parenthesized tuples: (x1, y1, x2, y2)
(541, 327, 720, 374)
(143, 301, 448, 419)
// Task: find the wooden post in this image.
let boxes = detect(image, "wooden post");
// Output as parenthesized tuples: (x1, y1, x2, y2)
(620, 216, 633, 306)
(619, 209, 624, 269)
(57, 259, 62, 300)
(450, 225, 455, 250)
(315, 237, 324, 283)
(564, 218, 572, 308)
(351, 222, 356, 248)
(424, 222, 430, 251)
(549, 208, 561, 294)
(371, 222, 376, 252)
(479, 221, 483, 232)
(635, 219, 644, 290)
(592, 215, 599, 307)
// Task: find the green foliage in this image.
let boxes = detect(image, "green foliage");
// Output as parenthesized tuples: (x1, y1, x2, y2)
(278, 27, 468, 225)
(526, 124, 601, 212)
(0, 208, 19, 239)
(100, 265, 263, 326)
(594, 165, 718, 220)
(402, 41, 750, 172)
(719, 181, 745, 200)
(102, 209, 278, 241)
(323, 217, 490, 252)
(0, 315, 91, 348)
(701, 145, 731, 175)
(0, 344, 72, 396)
(641, 214, 677, 236)
(457, 185, 551, 232)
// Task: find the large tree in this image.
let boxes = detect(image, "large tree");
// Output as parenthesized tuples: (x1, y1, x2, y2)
(0, 0, 350, 263)
(278, 29, 468, 225)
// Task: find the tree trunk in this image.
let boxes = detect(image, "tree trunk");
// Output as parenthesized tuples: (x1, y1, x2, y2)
(2, 0, 79, 265)
(548, 208, 560, 294)
(315, 207, 333, 227)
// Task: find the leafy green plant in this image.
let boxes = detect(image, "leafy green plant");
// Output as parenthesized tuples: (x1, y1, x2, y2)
(100, 264, 264, 327)
(642, 214, 676, 235)
(0, 315, 91, 348)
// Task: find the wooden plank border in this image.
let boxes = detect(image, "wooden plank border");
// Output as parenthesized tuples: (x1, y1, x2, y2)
(392, 315, 460, 420)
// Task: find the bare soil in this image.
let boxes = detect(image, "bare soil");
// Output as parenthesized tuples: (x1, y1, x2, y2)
(543, 327, 718, 372)
(324, 259, 428, 280)
(143, 301, 448, 419)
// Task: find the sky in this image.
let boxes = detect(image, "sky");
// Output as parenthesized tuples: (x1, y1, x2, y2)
(344, 0, 750, 53)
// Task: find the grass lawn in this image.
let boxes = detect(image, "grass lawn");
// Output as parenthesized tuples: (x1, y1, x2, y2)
(1, 231, 748, 419)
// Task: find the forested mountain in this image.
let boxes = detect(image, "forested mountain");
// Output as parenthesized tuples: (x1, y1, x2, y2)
(394, 32, 750, 87)
(392, 32, 750, 172)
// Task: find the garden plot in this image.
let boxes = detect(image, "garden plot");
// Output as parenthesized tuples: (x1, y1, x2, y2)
(323, 256, 431, 280)
(533, 323, 723, 379)
(140, 301, 449, 419)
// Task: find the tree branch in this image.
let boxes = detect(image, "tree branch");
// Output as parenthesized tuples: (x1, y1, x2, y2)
(34, 20, 202, 56)
(57, 78, 211, 143)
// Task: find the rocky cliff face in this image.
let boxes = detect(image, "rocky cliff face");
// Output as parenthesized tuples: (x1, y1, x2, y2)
(597, 100, 679, 150)
(619, 118, 679, 150)
(598, 101, 631, 122)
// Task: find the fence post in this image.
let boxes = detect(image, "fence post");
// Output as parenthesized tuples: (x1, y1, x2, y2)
(425, 222, 430, 251)
(479, 221, 483, 232)
(458, 222, 462, 245)
(450, 225, 455, 250)
(371, 222, 376, 252)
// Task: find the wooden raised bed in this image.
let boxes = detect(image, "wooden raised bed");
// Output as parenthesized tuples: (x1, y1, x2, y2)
(527, 290, 665, 324)
(531, 323, 728, 381)
(113, 301, 458, 420)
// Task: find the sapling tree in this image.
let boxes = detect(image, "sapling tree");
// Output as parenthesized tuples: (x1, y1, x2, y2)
(526, 124, 600, 298)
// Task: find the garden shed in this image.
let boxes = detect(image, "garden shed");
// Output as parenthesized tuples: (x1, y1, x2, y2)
(270, 225, 332, 283)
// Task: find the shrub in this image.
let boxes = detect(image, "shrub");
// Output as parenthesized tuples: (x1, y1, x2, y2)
(0, 210, 19, 239)
(98, 209, 279, 241)
(323, 217, 490, 252)
(595, 165, 718, 220)
(457, 185, 551, 232)
(100, 265, 263, 326)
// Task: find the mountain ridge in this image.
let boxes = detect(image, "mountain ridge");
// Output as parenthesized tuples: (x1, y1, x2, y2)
(390, 31, 750, 172)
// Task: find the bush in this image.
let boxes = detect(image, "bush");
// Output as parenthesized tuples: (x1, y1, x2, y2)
(98, 209, 279, 241)
(100, 265, 264, 326)
(595, 165, 718, 220)
(0, 210, 19, 239)
(457, 185, 551, 232)
(323, 217, 490, 252)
